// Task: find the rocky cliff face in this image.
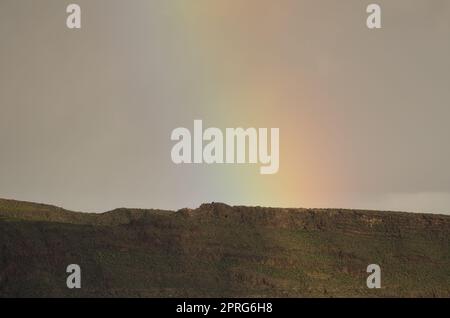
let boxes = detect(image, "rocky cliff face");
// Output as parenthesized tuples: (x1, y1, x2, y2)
(0, 199, 449, 297)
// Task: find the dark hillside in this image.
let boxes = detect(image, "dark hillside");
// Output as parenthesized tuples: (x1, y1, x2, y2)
(0, 199, 449, 297)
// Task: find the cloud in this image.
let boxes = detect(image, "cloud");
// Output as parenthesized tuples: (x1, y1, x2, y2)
(371, 192, 450, 215)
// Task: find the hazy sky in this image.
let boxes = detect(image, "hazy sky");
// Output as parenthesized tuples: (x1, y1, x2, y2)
(1, 0, 449, 214)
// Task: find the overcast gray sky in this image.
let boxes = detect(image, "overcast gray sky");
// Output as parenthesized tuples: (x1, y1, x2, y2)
(1, 0, 449, 214)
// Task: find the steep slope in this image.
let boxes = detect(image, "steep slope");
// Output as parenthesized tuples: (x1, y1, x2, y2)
(0, 199, 449, 297)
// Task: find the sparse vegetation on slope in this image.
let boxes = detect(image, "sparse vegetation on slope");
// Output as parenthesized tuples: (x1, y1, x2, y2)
(0, 199, 449, 297)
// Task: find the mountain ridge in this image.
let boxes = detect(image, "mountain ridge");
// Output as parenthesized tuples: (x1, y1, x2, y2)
(0, 198, 449, 297)
(1, 197, 449, 223)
